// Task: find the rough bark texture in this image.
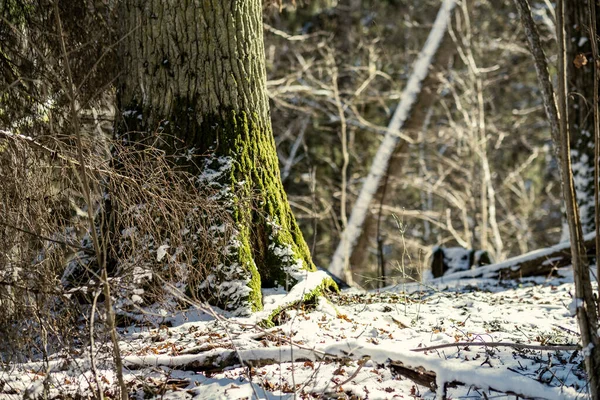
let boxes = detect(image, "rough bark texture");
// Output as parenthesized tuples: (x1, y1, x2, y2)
(516, 0, 600, 394)
(116, 0, 316, 312)
(513, 0, 561, 160)
(566, 0, 600, 235)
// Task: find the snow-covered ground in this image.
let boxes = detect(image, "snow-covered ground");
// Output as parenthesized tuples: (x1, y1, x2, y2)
(0, 267, 590, 399)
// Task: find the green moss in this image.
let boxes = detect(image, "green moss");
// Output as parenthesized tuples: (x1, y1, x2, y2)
(259, 277, 339, 327)
(119, 98, 322, 313)
(2, 0, 33, 25)
(197, 109, 316, 291)
(238, 227, 263, 312)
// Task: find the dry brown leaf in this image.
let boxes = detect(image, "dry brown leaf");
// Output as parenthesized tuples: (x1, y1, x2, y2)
(574, 53, 588, 68)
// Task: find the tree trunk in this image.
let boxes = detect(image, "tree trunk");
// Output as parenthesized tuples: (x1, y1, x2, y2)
(566, 0, 600, 236)
(116, 0, 317, 313)
(557, 0, 600, 396)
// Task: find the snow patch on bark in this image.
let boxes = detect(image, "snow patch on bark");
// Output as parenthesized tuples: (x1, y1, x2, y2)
(250, 269, 332, 323)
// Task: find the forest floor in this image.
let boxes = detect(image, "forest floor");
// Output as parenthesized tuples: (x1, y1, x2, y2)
(0, 265, 591, 399)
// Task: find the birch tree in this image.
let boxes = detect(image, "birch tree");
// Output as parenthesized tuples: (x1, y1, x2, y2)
(329, 0, 457, 281)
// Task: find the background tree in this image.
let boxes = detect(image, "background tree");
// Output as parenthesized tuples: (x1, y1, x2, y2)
(566, 0, 600, 237)
(328, 0, 457, 284)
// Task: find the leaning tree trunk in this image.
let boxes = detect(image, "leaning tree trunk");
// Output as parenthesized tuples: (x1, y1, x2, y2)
(116, 0, 317, 313)
(329, 0, 456, 281)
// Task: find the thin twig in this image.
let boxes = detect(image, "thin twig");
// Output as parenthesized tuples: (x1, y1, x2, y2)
(589, 0, 600, 313)
(332, 356, 370, 390)
(89, 290, 105, 400)
(410, 341, 578, 353)
(53, 5, 128, 399)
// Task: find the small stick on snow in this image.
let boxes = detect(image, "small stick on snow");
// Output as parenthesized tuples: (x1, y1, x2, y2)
(331, 356, 371, 390)
(410, 341, 578, 353)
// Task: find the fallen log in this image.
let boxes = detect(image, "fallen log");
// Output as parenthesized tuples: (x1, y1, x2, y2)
(388, 361, 529, 400)
(123, 346, 333, 373)
(428, 233, 596, 282)
(122, 340, 580, 400)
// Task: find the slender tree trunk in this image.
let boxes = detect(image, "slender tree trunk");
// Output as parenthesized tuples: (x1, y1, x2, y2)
(516, 0, 600, 394)
(515, 0, 600, 394)
(116, 0, 318, 313)
(589, 0, 600, 306)
(556, 1, 600, 397)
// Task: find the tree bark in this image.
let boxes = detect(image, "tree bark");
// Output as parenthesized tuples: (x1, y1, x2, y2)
(513, 2, 600, 394)
(557, 0, 600, 397)
(116, 0, 318, 313)
(566, 0, 600, 236)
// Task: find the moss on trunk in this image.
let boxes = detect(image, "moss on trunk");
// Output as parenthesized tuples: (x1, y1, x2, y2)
(116, 0, 326, 314)
(190, 109, 318, 312)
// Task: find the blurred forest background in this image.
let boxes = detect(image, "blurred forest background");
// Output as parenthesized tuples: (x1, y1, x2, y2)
(4, 1, 600, 395)
(264, 0, 562, 288)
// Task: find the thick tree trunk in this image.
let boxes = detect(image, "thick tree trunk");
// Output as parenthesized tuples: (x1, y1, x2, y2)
(116, 0, 317, 313)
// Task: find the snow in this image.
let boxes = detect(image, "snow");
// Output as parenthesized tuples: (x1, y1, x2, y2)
(1, 264, 592, 399)
(131, 294, 143, 304)
(569, 145, 595, 236)
(569, 297, 583, 317)
(584, 342, 595, 357)
(157, 244, 170, 262)
(251, 269, 332, 323)
(196, 156, 233, 185)
(436, 247, 473, 274)
(321, 341, 581, 400)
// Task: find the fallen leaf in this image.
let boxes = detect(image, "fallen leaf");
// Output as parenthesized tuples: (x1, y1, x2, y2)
(574, 53, 588, 68)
